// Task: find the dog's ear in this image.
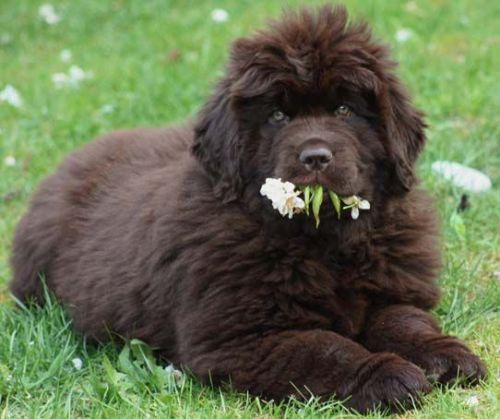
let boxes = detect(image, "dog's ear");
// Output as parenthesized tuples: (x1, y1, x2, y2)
(192, 80, 243, 204)
(378, 74, 427, 193)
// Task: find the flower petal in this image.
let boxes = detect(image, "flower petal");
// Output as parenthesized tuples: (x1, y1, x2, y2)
(4, 156, 16, 166)
(294, 196, 305, 209)
(0, 85, 23, 108)
(261, 178, 304, 219)
(341, 195, 356, 205)
(395, 28, 413, 43)
(351, 207, 359, 219)
(60, 49, 72, 62)
(211, 9, 229, 23)
(464, 395, 479, 408)
(39, 4, 61, 25)
(359, 199, 370, 210)
(341, 196, 354, 205)
(282, 181, 296, 193)
(71, 357, 83, 370)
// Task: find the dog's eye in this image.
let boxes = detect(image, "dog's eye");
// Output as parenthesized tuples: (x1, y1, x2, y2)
(269, 109, 289, 125)
(335, 104, 352, 117)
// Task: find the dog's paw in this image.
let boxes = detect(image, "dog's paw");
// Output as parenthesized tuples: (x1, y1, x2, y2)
(346, 353, 431, 413)
(412, 336, 487, 386)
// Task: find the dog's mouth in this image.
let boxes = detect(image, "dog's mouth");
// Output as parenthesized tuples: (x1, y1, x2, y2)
(287, 172, 355, 196)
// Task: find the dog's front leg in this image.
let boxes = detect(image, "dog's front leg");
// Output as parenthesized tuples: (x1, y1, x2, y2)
(182, 329, 430, 412)
(361, 305, 486, 385)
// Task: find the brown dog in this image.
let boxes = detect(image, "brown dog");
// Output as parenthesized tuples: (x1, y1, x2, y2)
(10, 6, 485, 412)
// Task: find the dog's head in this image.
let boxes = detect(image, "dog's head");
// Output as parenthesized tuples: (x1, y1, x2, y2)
(193, 6, 426, 214)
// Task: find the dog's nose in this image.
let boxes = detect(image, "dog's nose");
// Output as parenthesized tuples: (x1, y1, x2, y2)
(299, 147, 333, 172)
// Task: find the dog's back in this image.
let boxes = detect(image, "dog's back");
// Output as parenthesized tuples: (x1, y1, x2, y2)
(10, 126, 191, 308)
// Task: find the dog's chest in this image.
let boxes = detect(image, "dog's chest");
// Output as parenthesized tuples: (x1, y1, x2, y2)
(259, 233, 378, 337)
(269, 255, 369, 338)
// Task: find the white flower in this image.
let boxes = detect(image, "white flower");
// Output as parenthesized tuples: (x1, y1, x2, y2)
(341, 195, 370, 220)
(164, 364, 184, 384)
(395, 28, 413, 43)
(52, 72, 69, 89)
(71, 357, 83, 370)
(39, 4, 61, 25)
(260, 178, 305, 219)
(211, 9, 229, 23)
(51, 65, 93, 89)
(69, 65, 93, 83)
(0, 85, 23, 108)
(60, 49, 72, 62)
(464, 395, 479, 408)
(4, 156, 16, 167)
(100, 104, 115, 114)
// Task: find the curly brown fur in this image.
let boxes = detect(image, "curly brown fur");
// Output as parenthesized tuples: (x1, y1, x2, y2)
(10, 5, 485, 413)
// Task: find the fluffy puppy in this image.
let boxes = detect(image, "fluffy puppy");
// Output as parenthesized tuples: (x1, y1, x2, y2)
(10, 6, 486, 412)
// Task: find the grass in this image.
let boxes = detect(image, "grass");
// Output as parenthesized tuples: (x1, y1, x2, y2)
(0, 0, 498, 417)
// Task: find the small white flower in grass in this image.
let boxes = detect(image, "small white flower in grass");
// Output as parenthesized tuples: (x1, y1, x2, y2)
(4, 156, 16, 167)
(341, 195, 370, 220)
(52, 72, 69, 89)
(211, 9, 229, 23)
(464, 395, 479, 408)
(60, 49, 72, 62)
(39, 4, 61, 25)
(69, 65, 93, 83)
(395, 28, 413, 43)
(52, 66, 93, 89)
(100, 104, 115, 114)
(260, 178, 305, 219)
(71, 357, 83, 370)
(164, 363, 184, 384)
(0, 85, 23, 108)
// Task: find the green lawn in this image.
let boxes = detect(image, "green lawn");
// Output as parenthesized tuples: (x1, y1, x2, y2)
(0, 0, 498, 417)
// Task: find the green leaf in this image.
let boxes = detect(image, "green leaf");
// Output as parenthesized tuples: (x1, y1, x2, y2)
(328, 191, 341, 219)
(102, 355, 119, 384)
(117, 345, 135, 377)
(303, 185, 311, 215)
(312, 185, 323, 228)
(130, 339, 155, 372)
(450, 211, 466, 241)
